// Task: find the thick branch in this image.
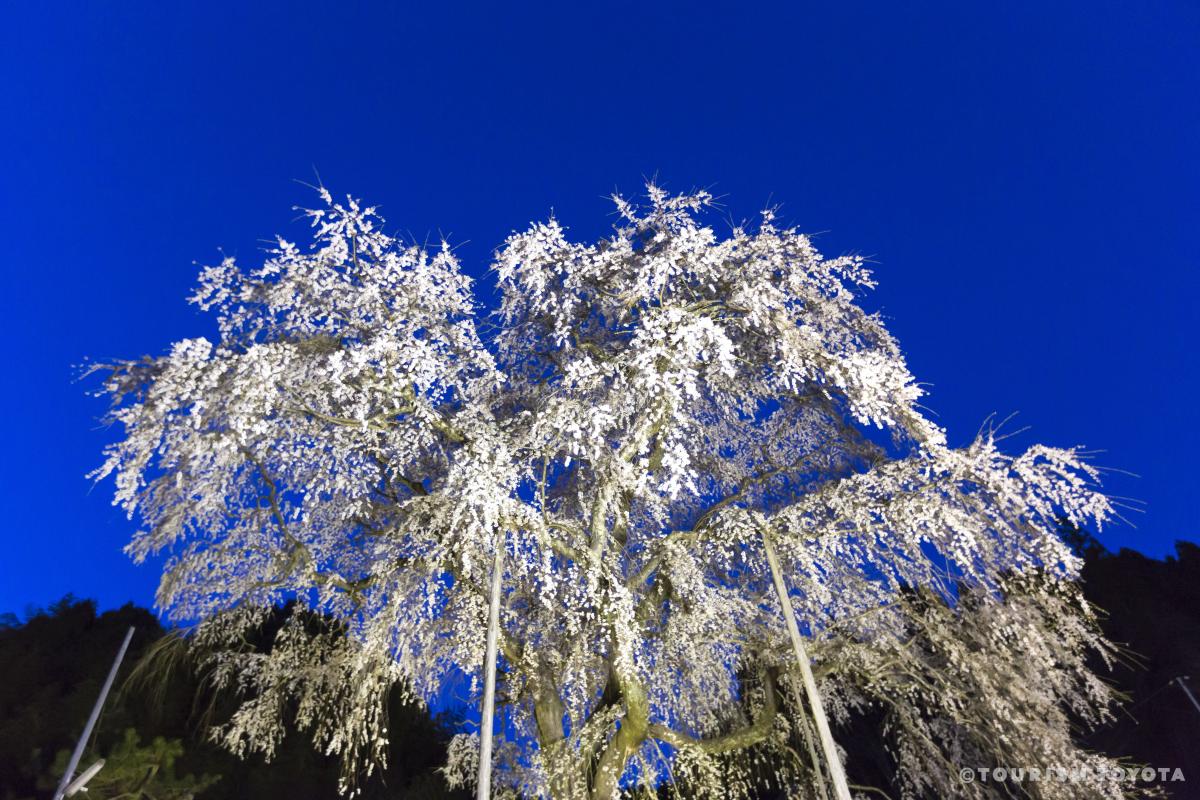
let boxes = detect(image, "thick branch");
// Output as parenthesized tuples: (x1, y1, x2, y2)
(627, 457, 804, 589)
(647, 669, 779, 755)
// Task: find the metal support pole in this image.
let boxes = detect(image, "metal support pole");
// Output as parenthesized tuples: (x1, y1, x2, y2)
(53, 626, 134, 800)
(63, 759, 106, 797)
(1174, 676, 1200, 717)
(761, 531, 852, 800)
(476, 533, 505, 800)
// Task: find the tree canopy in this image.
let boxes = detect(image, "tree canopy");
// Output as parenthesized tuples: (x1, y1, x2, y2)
(93, 186, 1127, 798)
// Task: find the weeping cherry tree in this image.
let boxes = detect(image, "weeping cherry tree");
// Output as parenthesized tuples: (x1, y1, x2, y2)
(92, 185, 1134, 799)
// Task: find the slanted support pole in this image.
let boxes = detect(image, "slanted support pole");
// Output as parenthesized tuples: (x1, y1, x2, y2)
(53, 627, 134, 800)
(761, 530, 852, 800)
(477, 531, 505, 800)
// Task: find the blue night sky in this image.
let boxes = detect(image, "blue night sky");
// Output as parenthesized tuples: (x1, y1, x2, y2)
(1, 2, 1196, 616)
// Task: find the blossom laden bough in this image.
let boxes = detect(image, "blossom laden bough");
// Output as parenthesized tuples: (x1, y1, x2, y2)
(92, 184, 1130, 799)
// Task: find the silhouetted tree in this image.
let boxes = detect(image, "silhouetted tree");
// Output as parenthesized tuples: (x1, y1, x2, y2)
(0, 597, 161, 798)
(1068, 527, 1200, 790)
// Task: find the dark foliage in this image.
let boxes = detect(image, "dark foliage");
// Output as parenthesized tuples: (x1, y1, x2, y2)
(1066, 527, 1200, 793)
(0, 597, 161, 799)
(0, 599, 466, 800)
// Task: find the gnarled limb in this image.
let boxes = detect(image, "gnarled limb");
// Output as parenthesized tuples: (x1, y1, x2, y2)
(648, 668, 780, 755)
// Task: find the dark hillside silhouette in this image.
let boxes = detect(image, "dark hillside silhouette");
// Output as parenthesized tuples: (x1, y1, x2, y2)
(0, 599, 465, 800)
(1065, 528, 1200, 790)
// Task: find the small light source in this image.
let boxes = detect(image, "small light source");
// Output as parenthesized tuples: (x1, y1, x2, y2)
(64, 760, 105, 796)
